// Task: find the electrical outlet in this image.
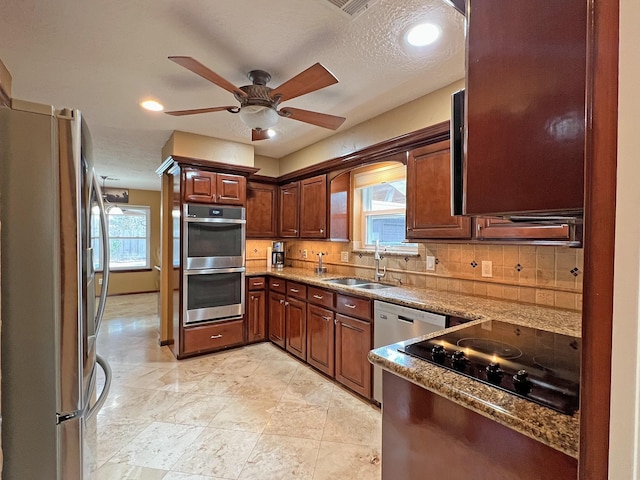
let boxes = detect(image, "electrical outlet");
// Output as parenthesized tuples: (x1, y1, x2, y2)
(341, 251, 349, 262)
(98, 278, 103, 285)
(302, 249, 307, 259)
(426, 256, 436, 271)
(482, 260, 493, 278)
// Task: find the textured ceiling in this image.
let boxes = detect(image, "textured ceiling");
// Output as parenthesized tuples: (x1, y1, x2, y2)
(0, 0, 465, 190)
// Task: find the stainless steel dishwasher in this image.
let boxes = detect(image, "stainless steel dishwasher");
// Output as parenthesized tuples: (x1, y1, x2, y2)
(373, 300, 447, 404)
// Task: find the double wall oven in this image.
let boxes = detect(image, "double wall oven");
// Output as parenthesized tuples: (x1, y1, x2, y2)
(183, 203, 246, 326)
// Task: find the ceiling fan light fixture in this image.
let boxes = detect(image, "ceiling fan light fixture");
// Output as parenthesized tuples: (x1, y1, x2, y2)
(238, 104, 279, 130)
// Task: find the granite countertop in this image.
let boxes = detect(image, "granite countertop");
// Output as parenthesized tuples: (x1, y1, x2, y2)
(247, 266, 581, 458)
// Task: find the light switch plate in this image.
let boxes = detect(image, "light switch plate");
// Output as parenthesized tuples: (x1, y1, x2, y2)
(426, 256, 436, 271)
(302, 249, 308, 259)
(341, 251, 349, 262)
(482, 260, 493, 277)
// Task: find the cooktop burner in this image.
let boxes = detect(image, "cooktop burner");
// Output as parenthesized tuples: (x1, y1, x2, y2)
(401, 320, 580, 415)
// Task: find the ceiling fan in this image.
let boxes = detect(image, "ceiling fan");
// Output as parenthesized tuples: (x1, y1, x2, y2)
(165, 56, 346, 141)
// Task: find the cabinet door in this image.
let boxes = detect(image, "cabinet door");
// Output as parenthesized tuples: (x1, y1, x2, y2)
(465, 0, 586, 215)
(247, 290, 266, 343)
(184, 169, 216, 203)
(216, 173, 246, 205)
(406, 142, 471, 239)
(278, 182, 300, 237)
(307, 304, 335, 377)
(268, 292, 286, 348)
(475, 217, 574, 241)
(299, 174, 327, 238)
(285, 296, 307, 361)
(246, 182, 277, 238)
(335, 313, 372, 399)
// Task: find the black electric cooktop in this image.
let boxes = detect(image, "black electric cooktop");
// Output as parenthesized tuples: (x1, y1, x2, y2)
(401, 320, 581, 415)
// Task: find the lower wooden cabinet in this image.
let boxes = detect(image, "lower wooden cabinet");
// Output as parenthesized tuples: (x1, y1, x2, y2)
(247, 290, 266, 343)
(182, 319, 244, 355)
(285, 296, 307, 361)
(306, 304, 335, 377)
(269, 292, 286, 348)
(335, 313, 372, 398)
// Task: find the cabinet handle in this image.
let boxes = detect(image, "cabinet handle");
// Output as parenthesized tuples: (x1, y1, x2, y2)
(272, 282, 280, 287)
(344, 303, 357, 309)
(334, 318, 338, 325)
(253, 282, 263, 287)
(313, 294, 323, 299)
(477, 223, 482, 232)
(210, 334, 223, 339)
(320, 229, 324, 234)
(290, 288, 300, 293)
(321, 315, 331, 321)
(341, 323, 359, 332)
(293, 229, 298, 234)
(279, 299, 285, 304)
(284, 301, 290, 307)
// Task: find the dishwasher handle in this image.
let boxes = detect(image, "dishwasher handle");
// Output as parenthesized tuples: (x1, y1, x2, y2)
(397, 315, 415, 324)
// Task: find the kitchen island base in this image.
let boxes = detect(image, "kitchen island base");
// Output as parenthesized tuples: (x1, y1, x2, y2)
(382, 371, 577, 480)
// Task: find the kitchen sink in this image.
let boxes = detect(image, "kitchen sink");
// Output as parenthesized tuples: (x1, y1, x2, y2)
(323, 277, 371, 286)
(354, 283, 392, 290)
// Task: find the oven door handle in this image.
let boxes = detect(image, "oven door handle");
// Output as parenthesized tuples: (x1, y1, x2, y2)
(184, 267, 246, 275)
(183, 217, 246, 224)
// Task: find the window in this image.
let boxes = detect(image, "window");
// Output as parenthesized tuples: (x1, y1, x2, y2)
(92, 205, 151, 270)
(353, 162, 417, 252)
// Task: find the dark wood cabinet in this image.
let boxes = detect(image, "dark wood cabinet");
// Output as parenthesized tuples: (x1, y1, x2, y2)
(246, 182, 277, 238)
(381, 371, 577, 479)
(285, 296, 307, 361)
(475, 217, 579, 243)
(299, 174, 327, 238)
(278, 182, 300, 237)
(182, 319, 244, 355)
(216, 173, 245, 205)
(306, 304, 335, 377)
(247, 277, 266, 343)
(184, 169, 217, 203)
(335, 313, 372, 399)
(464, 0, 586, 216)
(183, 168, 246, 205)
(406, 142, 471, 239)
(268, 291, 286, 348)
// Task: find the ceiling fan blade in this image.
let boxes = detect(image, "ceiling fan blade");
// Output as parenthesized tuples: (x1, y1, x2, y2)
(168, 56, 247, 98)
(279, 107, 346, 130)
(252, 129, 270, 141)
(270, 63, 338, 102)
(165, 106, 237, 116)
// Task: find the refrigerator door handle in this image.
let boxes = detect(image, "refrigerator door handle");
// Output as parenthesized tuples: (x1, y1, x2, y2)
(93, 173, 110, 334)
(86, 354, 112, 421)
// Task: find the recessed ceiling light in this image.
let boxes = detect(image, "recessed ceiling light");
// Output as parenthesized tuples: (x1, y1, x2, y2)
(140, 100, 164, 112)
(406, 23, 441, 47)
(267, 129, 276, 138)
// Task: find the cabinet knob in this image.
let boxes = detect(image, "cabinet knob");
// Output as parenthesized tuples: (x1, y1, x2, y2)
(320, 229, 324, 234)
(477, 223, 482, 232)
(279, 299, 285, 304)
(284, 301, 290, 307)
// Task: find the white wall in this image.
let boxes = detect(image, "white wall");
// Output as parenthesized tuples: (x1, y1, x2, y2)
(609, 0, 640, 477)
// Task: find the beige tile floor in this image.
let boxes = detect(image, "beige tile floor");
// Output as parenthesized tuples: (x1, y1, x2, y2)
(96, 293, 382, 480)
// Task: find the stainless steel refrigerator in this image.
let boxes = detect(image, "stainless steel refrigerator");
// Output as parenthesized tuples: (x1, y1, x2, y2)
(1, 99, 112, 479)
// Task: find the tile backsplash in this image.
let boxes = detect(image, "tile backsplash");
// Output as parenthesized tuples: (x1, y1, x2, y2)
(246, 240, 583, 311)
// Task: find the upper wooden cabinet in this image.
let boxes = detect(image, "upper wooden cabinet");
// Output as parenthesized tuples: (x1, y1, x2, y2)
(246, 181, 277, 238)
(278, 182, 300, 237)
(299, 175, 327, 238)
(464, 0, 586, 216)
(406, 142, 472, 239)
(183, 168, 246, 205)
(328, 172, 350, 242)
(278, 175, 328, 239)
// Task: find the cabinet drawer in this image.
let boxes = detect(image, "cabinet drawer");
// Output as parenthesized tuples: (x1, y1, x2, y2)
(286, 281, 307, 300)
(183, 320, 244, 354)
(249, 276, 266, 290)
(335, 294, 371, 321)
(269, 278, 286, 293)
(307, 286, 335, 309)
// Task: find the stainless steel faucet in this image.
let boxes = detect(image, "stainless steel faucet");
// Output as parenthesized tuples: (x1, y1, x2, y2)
(374, 240, 386, 282)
